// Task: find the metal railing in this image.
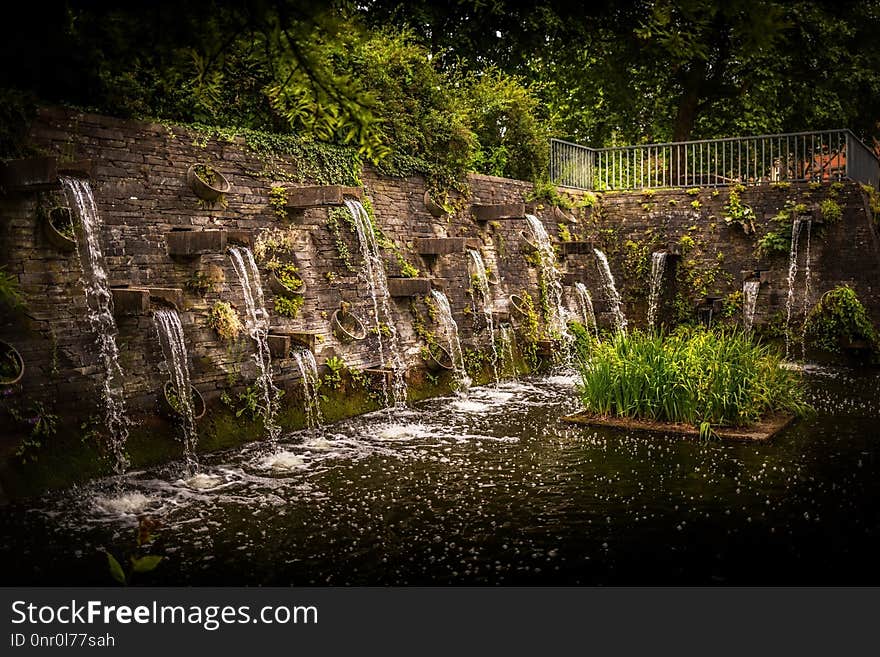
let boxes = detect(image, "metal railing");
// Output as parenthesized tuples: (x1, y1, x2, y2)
(550, 130, 880, 191)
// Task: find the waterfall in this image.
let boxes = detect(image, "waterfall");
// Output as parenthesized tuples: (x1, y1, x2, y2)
(524, 215, 569, 338)
(574, 282, 599, 340)
(468, 249, 499, 383)
(292, 347, 323, 431)
(800, 220, 813, 360)
(593, 248, 627, 333)
(344, 199, 407, 406)
(228, 246, 281, 441)
(742, 281, 760, 332)
(784, 216, 811, 360)
(154, 309, 198, 470)
(646, 252, 668, 330)
(430, 289, 471, 394)
(60, 176, 130, 474)
(498, 324, 518, 381)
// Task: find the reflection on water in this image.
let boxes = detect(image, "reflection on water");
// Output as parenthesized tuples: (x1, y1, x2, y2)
(2, 369, 880, 585)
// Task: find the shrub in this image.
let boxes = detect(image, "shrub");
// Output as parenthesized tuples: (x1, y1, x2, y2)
(273, 295, 303, 319)
(804, 286, 879, 358)
(209, 301, 243, 341)
(575, 327, 810, 432)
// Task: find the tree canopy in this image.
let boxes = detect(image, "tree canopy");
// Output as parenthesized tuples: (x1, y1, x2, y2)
(1, 0, 878, 186)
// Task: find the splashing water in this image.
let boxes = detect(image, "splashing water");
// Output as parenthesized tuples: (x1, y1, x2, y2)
(344, 199, 407, 406)
(593, 248, 627, 333)
(646, 252, 668, 330)
(154, 309, 199, 471)
(228, 246, 281, 441)
(292, 347, 324, 431)
(60, 176, 130, 474)
(468, 249, 499, 383)
(498, 324, 518, 382)
(800, 219, 813, 361)
(742, 281, 760, 332)
(784, 216, 811, 360)
(574, 282, 599, 340)
(430, 289, 471, 394)
(525, 215, 569, 338)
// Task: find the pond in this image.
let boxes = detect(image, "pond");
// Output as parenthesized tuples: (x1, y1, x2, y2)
(2, 366, 879, 585)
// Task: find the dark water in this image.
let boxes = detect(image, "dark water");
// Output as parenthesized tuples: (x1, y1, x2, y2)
(2, 366, 879, 585)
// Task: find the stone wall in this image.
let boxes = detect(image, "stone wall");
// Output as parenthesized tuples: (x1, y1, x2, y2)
(0, 107, 878, 493)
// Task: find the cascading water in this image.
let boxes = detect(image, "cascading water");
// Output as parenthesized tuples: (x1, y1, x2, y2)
(646, 252, 668, 330)
(784, 216, 811, 360)
(430, 289, 471, 394)
(574, 282, 599, 340)
(153, 309, 198, 470)
(593, 248, 627, 333)
(742, 281, 760, 333)
(498, 324, 518, 381)
(292, 347, 324, 431)
(468, 249, 499, 383)
(344, 199, 407, 406)
(800, 220, 813, 361)
(60, 176, 130, 474)
(524, 214, 569, 339)
(228, 246, 281, 441)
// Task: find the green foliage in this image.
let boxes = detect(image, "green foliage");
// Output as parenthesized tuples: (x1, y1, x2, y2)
(327, 208, 358, 272)
(557, 223, 572, 242)
(862, 184, 880, 220)
(804, 286, 879, 358)
(755, 231, 789, 259)
(268, 186, 289, 220)
(528, 180, 574, 210)
(209, 301, 243, 341)
(0, 88, 37, 158)
(9, 402, 58, 463)
(819, 198, 842, 223)
(322, 356, 346, 390)
(575, 327, 811, 430)
(0, 267, 24, 310)
(273, 294, 303, 318)
(105, 520, 163, 586)
(722, 188, 755, 234)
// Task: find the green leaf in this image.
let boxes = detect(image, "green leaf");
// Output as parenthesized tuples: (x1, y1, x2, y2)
(130, 555, 164, 574)
(107, 552, 126, 585)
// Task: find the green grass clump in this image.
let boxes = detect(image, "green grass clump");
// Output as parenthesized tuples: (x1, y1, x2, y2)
(575, 328, 810, 434)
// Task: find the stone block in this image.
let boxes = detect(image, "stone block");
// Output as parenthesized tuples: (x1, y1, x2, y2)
(267, 335, 291, 359)
(560, 241, 595, 256)
(471, 203, 526, 222)
(166, 230, 227, 256)
(413, 237, 467, 255)
(387, 278, 432, 297)
(286, 185, 363, 209)
(111, 288, 150, 315)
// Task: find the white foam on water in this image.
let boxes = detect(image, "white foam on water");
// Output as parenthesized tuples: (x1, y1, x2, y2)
(375, 423, 429, 441)
(261, 451, 307, 472)
(183, 473, 225, 490)
(451, 399, 491, 413)
(93, 492, 153, 516)
(545, 374, 579, 387)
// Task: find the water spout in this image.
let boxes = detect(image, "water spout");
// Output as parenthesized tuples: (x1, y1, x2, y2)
(468, 249, 499, 383)
(742, 280, 760, 332)
(430, 289, 471, 394)
(784, 216, 811, 360)
(154, 309, 198, 471)
(60, 176, 130, 474)
(228, 246, 281, 441)
(593, 248, 627, 333)
(292, 347, 324, 431)
(574, 282, 599, 340)
(524, 214, 569, 339)
(646, 252, 668, 330)
(344, 199, 407, 406)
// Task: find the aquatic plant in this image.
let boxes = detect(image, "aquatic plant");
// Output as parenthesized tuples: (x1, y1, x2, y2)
(575, 328, 811, 433)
